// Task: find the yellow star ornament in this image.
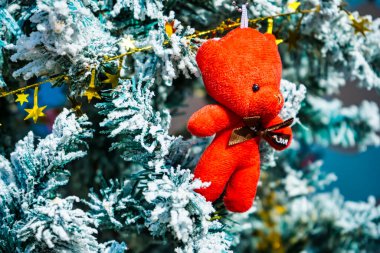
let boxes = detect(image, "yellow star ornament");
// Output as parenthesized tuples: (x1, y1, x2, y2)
(275, 39, 284, 45)
(103, 72, 120, 89)
(15, 92, 29, 106)
(287, 29, 301, 50)
(82, 69, 101, 103)
(266, 18, 284, 46)
(119, 36, 136, 51)
(103, 58, 122, 89)
(349, 14, 371, 36)
(288, 1, 301, 11)
(24, 87, 47, 123)
(165, 21, 176, 37)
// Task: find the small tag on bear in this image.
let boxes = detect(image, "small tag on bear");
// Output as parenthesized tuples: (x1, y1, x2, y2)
(265, 132, 291, 148)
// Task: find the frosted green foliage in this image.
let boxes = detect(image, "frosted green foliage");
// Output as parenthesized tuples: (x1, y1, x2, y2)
(301, 2, 380, 92)
(86, 179, 144, 230)
(16, 196, 100, 252)
(0, 7, 20, 87)
(98, 77, 173, 163)
(234, 162, 378, 253)
(149, 11, 198, 85)
(0, 60, 5, 88)
(260, 143, 338, 198)
(248, 0, 281, 16)
(96, 81, 232, 251)
(7, 108, 92, 199)
(86, 158, 232, 251)
(14, 195, 127, 252)
(9, 0, 117, 82)
(0, 109, 88, 251)
(284, 191, 380, 252)
(102, 241, 128, 253)
(141, 165, 232, 252)
(133, 11, 198, 94)
(0, 157, 14, 189)
(0, 66, 5, 88)
(150, 141, 232, 252)
(144, 167, 212, 242)
(300, 96, 380, 150)
(247, 0, 380, 93)
(279, 79, 307, 121)
(281, 149, 337, 197)
(111, 0, 164, 20)
(175, 222, 233, 253)
(0, 109, 126, 252)
(0, 8, 21, 37)
(235, 190, 380, 253)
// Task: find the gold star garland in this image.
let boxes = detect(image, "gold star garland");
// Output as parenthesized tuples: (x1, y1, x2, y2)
(102, 58, 123, 89)
(82, 68, 101, 103)
(119, 36, 136, 51)
(15, 92, 29, 105)
(102, 5, 320, 63)
(288, 1, 301, 12)
(68, 96, 83, 116)
(340, 7, 372, 37)
(24, 87, 47, 123)
(287, 12, 305, 50)
(0, 4, 324, 124)
(349, 14, 371, 36)
(267, 18, 284, 45)
(0, 74, 66, 98)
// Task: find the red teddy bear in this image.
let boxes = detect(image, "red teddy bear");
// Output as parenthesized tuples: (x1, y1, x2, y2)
(188, 28, 293, 213)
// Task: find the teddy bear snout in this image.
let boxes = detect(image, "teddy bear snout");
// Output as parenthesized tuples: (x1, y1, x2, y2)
(274, 94, 282, 105)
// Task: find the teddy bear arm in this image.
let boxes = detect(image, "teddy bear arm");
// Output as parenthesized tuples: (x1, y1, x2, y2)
(188, 104, 240, 137)
(265, 115, 293, 150)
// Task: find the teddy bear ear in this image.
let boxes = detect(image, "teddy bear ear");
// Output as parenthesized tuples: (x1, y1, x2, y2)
(264, 33, 277, 43)
(196, 39, 223, 73)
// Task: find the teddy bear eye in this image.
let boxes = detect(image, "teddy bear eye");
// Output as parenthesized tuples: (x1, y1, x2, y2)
(252, 84, 260, 92)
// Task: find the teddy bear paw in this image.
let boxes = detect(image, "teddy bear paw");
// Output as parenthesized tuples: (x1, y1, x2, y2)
(223, 196, 254, 213)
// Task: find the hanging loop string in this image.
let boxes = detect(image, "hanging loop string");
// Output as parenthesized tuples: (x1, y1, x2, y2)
(241, 4, 249, 28)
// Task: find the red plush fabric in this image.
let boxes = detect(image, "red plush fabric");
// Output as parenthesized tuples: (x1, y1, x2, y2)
(188, 28, 293, 213)
(188, 104, 240, 137)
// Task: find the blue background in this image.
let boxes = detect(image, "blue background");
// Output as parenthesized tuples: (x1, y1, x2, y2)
(323, 147, 380, 201)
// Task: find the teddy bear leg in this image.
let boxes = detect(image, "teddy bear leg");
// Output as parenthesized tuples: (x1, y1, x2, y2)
(194, 146, 237, 202)
(223, 164, 260, 212)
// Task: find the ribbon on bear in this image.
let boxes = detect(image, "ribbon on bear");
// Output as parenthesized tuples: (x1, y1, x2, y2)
(229, 116, 294, 148)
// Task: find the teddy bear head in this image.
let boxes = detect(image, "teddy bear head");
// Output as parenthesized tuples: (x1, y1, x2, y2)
(196, 28, 283, 124)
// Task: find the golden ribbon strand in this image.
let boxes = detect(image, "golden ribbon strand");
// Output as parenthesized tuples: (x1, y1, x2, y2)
(0, 74, 66, 98)
(0, 6, 320, 98)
